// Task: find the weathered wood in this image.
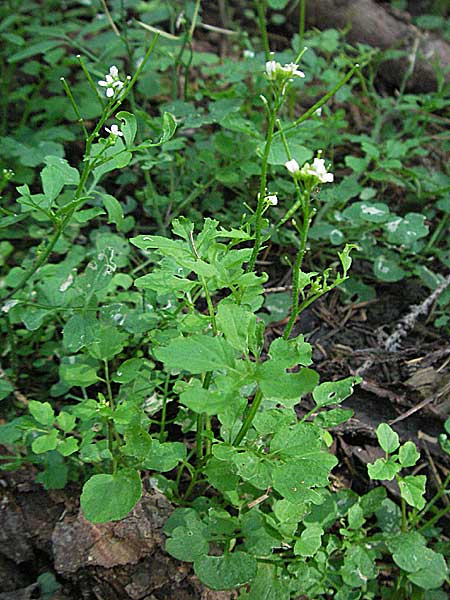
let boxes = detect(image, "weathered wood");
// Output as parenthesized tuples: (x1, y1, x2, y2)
(299, 0, 450, 92)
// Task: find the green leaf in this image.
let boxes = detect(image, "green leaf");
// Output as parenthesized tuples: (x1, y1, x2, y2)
(398, 441, 420, 467)
(166, 524, 209, 562)
(56, 412, 76, 433)
(258, 365, 319, 406)
(117, 111, 137, 147)
(241, 511, 282, 555)
(87, 325, 128, 361)
(57, 436, 79, 456)
(313, 376, 360, 407)
(40, 156, 79, 201)
(29, 400, 54, 426)
(398, 475, 426, 510)
(294, 523, 323, 557)
(101, 194, 124, 228)
(367, 457, 401, 481)
(142, 440, 186, 471)
(154, 334, 236, 374)
(340, 546, 377, 587)
(35, 452, 68, 490)
(373, 255, 406, 282)
(314, 408, 353, 428)
(376, 423, 400, 454)
(32, 429, 59, 454)
(63, 314, 98, 353)
(0, 378, 14, 401)
(273, 454, 338, 503)
(408, 551, 448, 590)
(135, 112, 177, 149)
(266, 335, 313, 368)
(244, 563, 290, 600)
(267, 0, 290, 8)
(385, 213, 429, 248)
(387, 532, 429, 573)
(347, 503, 365, 529)
(194, 552, 257, 590)
(216, 300, 256, 353)
(59, 359, 100, 388)
(180, 381, 237, 416)
(80, 469, 142, 523)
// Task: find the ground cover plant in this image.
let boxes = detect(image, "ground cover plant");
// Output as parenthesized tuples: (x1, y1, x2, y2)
(0, 1, 449, 598)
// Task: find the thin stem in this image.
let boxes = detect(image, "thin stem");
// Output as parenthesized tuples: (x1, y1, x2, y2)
(77, 55, 105, 109)
(104, 359, 117, 473)
(274, 63, 360, 138)
(418, 503, 450, 532)
(60, 77, 88, 140)
(298, 0, 306, 50)
(413, 471, 450, 525)
(188, 0, 202, 40)
(143, 170, 165, 233)
(247, 111, 276, 272)
(255, 0, 270, 61)
(233, 388, 263, 446)
(159, 373, 170, 442)
(283, 208, 310, 338)
(99, 0, 121, 36)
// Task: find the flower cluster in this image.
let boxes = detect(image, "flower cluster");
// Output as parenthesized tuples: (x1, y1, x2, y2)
(98, 65, 126, 98)
(285, 156, 334, 185)
(265, 60, 305, 82)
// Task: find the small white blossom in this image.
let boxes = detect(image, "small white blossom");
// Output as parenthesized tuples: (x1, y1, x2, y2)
(301, 157, 334, 183)
(243, 49, 255, 59)
(98, 65, 125, 98)
(105, 124, 123, 137)
(265, 60, 305, 81)
(266, 194, 278, 206)
(280, 62, 305, 78)
(265, 60, 278, 80)
(285, 159, 300, 175)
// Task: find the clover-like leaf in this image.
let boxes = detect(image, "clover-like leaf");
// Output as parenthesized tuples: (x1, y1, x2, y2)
(194, 552, 257, 590)
(80, 468, 142, 523)
(376, 423, 399, 454)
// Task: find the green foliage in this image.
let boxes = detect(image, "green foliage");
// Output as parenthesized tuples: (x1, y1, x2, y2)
(0, 1, 448, 597)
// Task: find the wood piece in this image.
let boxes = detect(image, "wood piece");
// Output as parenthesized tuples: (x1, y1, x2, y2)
(299, 0, 450, 92)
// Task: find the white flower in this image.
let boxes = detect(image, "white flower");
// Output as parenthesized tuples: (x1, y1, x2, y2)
(280, 62, 305, 79)
(244, 49, 255, 59)
(285, 159, 300, 175)
(265, 60, 278, 80)
(98, 65, 125, 98)
(105, 124, 123, 137)
(266, 193, 278, 206)
(265, 60, 305, 81)
(301, 157, 334, 183)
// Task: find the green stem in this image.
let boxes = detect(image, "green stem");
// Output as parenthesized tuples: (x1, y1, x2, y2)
(298, 0, 306, 50)
(283, 192, 311, 339)
(159, 373, 170, 442)
(144, 170, 165, 233)
(274, 63, 360, 139)
(104, 359, 118, 473)
(247, 111, 276, 272)
(60, 77, 88, 140)
(413, 471, 450, 526)
(188, 0, 202, 40)
(255, 0, 270, 61)
(233, 388, 263, 446)
(418, 503, 450, 532)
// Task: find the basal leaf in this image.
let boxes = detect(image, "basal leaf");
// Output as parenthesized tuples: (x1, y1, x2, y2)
(80, 468, 142, 523)
(194, 552, 257, 590)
